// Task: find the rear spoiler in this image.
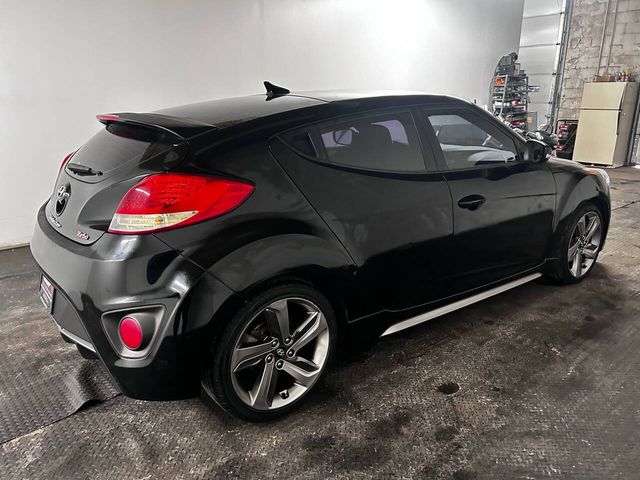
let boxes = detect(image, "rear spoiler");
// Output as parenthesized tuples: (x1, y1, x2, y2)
(97, 112, 215, 141)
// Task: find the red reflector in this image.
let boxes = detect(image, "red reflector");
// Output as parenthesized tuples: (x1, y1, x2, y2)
(97, 113, 120, 123)
(119, 316, 143, 350)
(108, 173, 254, 234)
(60, 150, 77, 171)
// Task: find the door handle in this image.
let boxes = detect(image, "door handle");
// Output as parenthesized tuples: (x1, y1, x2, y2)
(457, 195, 486, 211)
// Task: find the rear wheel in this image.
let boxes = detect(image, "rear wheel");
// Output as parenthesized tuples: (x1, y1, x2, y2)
(546, 203, 603, 284)
(202, 283, 337, 421)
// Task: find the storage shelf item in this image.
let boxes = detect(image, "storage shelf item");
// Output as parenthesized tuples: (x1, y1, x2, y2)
(491, 71, 531, 129)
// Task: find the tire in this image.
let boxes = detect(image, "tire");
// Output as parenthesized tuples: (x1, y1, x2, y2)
(545, 202, 604, 285)
(201, 282, 337, 421)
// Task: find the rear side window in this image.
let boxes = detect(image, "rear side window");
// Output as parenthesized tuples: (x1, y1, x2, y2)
(317, 111, 425, 172)
(425, 112, 520, 170)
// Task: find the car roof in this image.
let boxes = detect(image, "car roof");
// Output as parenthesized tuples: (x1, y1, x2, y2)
(156, 90, 469, 128)
(293, 89, 450, 102)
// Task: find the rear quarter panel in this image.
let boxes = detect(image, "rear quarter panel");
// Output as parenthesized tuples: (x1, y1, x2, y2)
(153, 136, 356, 298)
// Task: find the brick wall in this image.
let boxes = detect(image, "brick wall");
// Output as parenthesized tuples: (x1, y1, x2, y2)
(558, 0, 640, 162)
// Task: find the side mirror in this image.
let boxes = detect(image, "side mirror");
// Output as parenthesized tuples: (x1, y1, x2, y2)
(524, 139, 549, 163)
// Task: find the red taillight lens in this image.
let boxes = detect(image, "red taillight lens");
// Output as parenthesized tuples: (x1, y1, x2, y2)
(119, 316, 143, 350)
(60, 150, 77, 171)
(108, 173, 254, 234)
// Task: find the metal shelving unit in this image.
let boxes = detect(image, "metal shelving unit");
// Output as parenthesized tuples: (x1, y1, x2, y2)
(491, 72, 530, 129)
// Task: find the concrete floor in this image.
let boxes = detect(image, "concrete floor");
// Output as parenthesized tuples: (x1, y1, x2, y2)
(1, 167, 640, 479)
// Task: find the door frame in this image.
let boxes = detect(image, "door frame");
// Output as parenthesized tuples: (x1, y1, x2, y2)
(415, 104, 529, 173)
(282, 106, 442, 175)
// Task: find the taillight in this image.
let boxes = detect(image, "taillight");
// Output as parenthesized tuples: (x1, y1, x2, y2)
(108, 173, 254, 234)
(59, 150, 77, 171)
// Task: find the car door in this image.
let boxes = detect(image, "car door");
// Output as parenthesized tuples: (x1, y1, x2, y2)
(419, 106, 556, 292)
(271, 109, 453, 319)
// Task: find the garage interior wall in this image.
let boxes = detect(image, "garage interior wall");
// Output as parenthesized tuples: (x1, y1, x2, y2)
(557, 0, 640, 162)
(518, 0, 566, 129)
(0, 0, 524, 249)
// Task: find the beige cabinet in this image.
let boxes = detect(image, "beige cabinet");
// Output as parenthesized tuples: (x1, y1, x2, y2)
(573, 82, 639, 167)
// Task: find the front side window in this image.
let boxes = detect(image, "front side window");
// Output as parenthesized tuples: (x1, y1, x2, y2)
(426, 112, 520, 170)
(318, 111, 425, 172)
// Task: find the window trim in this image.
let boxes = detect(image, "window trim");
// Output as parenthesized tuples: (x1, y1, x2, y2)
(279, 107, 439, 175)
(420, 106, 527, 173)
(279, 130, 319, 161)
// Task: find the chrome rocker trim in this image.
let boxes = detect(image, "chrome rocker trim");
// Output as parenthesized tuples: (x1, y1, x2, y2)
(381, 273, 542, 337)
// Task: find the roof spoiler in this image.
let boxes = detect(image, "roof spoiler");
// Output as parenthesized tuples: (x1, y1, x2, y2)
(96, 112, 214, 140)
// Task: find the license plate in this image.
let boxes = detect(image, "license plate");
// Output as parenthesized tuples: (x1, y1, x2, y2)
(39, 275, 55, 313)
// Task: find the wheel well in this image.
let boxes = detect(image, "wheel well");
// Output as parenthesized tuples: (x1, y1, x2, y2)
(589, 196, 610, 232)
(546, 195, 609, 261)
(204, 267, 350, 354)
(239, 268, 350, 336)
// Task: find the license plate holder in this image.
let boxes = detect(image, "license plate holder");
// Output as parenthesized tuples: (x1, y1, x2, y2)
(39, 275, 55, 313)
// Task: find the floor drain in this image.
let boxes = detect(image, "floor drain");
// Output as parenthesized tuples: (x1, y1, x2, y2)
(437, 382, 460, 395)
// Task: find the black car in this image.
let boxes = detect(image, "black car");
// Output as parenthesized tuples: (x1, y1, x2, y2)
(31, 82, 611, 421)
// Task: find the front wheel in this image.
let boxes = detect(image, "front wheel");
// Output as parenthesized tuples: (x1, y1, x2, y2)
(201, 283, 337, 421)
(545, 203, 604, 284)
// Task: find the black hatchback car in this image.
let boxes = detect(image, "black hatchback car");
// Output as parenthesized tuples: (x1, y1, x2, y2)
(31, 82, 611, 420)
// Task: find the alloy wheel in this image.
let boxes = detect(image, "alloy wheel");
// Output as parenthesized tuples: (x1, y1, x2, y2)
(229, 297, 330, 410)
(568, 211, 601, 278)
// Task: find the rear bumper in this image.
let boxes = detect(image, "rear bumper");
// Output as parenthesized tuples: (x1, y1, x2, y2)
(30, 204, 235, 400)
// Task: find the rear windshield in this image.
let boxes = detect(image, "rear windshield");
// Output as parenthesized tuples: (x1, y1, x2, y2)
(70, 124, 175, 174)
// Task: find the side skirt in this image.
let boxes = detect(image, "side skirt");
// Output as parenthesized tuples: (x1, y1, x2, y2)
(380, 273, 542, 337)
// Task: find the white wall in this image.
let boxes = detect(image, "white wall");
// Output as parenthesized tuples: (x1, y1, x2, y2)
(0, 0, 523, 248)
